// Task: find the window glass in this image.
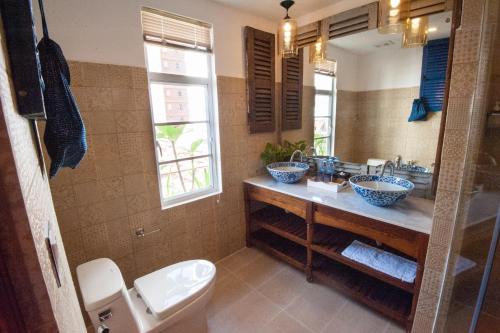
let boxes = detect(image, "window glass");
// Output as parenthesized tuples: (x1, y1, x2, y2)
(313, 74, 336, 156)
(142, 11, 220, 208)
(150, 83, 208, 123)
(314, 73, 333, 90)
(145, 43, 209, 78)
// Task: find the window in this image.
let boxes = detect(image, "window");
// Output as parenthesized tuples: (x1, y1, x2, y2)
(141, 7, 221, 208)
(313, 73, 336, 156)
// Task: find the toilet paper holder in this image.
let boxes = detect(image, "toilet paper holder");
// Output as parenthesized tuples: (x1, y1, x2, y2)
(135, 227, 161, 238)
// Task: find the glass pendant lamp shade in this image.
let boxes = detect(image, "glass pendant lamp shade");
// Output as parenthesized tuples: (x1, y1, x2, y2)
(402, 16, 429, 48)
(278, 0, 298, 58)
(279, 17, 298, 58)
(309, 35, 326, 64)
(378, 0, 408, 34)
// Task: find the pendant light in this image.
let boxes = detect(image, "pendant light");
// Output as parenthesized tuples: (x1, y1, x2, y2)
(309, 22, 326, 65)
(378, 0, 408, 34)
(402, 16, 429, 48)
(278, 0, 298, 58)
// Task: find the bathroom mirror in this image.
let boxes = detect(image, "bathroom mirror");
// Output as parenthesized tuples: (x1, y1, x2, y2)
(317, 11, 452, 172)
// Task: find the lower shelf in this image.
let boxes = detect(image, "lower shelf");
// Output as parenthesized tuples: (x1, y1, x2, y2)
(250, 229, 307, 271)
(250, 229, 412, 325)
(313, 253, 412, 324)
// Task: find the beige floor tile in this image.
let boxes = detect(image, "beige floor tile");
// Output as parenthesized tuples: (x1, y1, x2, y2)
(215, 264, 232, 284)
(234, 253, 286, 288)
(209, 248, 399, 333)
(207, 272, 252, 319)
(321, 301, 388, 333)
(217, 247, 263, 273)
(384, 322, 406, 333)
(285, 282, 348, 333)
(208, 291, 281, 333)
(257, 265, 308, 308)
(260, 311, 314, 333)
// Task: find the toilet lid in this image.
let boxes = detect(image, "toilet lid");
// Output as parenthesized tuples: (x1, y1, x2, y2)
(134, 259, 216, 320)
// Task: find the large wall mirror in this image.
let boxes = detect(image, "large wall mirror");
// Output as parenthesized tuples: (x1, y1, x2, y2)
(312, 10, 452, 175)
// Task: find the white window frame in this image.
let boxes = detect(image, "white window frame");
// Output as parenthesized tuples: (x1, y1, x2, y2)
(314, 73, 336, 156)
(145, 44, 222, 209)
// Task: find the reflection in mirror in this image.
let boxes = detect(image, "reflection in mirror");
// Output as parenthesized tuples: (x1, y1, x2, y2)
(326, 11, 452, 172)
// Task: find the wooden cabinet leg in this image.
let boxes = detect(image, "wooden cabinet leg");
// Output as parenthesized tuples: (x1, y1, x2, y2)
(306, 202, 313, 283)
(244, 185, 252, 247)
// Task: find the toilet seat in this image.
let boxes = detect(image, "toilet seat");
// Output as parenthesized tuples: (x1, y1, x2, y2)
(134, 259, 216, 321)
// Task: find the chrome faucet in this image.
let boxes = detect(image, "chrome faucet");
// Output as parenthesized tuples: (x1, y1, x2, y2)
(394, 155, 402, 168)
(380, 160, 395, 176)
(290, 150, 304, 162)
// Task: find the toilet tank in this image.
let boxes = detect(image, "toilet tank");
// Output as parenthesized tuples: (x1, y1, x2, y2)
(77, 258, 141, 333)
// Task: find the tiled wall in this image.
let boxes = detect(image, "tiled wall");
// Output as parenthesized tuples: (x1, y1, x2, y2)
(412, 0, 499, 331)
(0, 24, 85, 331)
(334, 88, 442, 168)
(47, 61, 315, 317)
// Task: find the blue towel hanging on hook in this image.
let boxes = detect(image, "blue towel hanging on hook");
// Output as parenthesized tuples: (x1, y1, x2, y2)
(37, 0, 87, 178)
(408, 98, 428, 122)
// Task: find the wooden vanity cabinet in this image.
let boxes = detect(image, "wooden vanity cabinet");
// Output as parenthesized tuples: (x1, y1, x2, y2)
(244, 183, 429, 332)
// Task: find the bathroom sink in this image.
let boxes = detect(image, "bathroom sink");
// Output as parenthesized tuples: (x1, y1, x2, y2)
(267, 162, 309, 184)
(349, 175, 415, 207)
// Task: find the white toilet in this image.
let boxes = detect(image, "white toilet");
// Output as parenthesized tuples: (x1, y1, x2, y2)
(77, 258, 216, 333)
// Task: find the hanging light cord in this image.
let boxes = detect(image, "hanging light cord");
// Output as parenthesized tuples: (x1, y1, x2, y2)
(280, 0, 294, 19)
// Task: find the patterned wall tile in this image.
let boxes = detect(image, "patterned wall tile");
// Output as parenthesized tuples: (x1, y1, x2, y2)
(414, 0, 497, 331)
(0, 38, 86, 331)
(453, 29, 481, 64)
(449, 63, 479, 98)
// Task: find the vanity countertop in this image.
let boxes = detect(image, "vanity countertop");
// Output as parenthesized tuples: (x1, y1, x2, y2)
(244, 175, 435, 235)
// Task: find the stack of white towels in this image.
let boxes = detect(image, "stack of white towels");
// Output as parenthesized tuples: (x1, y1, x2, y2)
(341, 240, 417, 283)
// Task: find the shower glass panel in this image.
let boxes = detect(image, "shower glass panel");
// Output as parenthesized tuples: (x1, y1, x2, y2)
(438, 0, 500, 331)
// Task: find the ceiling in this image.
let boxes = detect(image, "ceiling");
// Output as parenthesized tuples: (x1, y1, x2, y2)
(330, 11, 453, 55)
(210, 0, 340, 21)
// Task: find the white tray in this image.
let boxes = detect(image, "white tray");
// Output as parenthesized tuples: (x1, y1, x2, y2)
(307, 177, 348, 193)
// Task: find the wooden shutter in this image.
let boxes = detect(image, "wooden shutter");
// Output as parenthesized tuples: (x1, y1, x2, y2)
(245, 27, 276, 134)
(410, 0, 453, 18)
(328, 2, 378, 40)
(420, 38, 450, 112)
(282, 49, 303, 131)
(297, 22, 320, 48)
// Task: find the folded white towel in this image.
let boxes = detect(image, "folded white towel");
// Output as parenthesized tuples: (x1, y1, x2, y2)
(341, 240, 417, 283)
(453, 256, 476, 276)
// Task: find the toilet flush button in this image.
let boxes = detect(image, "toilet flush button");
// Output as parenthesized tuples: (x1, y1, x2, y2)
(98, 309, 112, 322)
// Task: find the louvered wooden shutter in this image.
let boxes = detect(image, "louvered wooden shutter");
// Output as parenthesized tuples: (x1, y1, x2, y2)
(282, 49, 303, 131)
(297, 22, 320, 48)
(420, 38, 450, 112)
(410, 0, 453, 18)
(245, 27, 276, 134)
(328, 2, 378, 39)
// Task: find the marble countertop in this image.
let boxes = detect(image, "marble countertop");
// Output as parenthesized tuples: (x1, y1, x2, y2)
(244, 175, 435, 235)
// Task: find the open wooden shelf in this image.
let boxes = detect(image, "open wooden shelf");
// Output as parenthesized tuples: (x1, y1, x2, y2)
(245, 183, 430, 332)
(313, 224, 416, 293)
(251, 206, 307, 246)
(313, 253, 412, 325)
(250, 229, 307, 271)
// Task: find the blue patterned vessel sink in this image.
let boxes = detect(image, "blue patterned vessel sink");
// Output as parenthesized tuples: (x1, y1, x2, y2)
(349, 175, 415, 207)
(267, 162, 309, 184)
